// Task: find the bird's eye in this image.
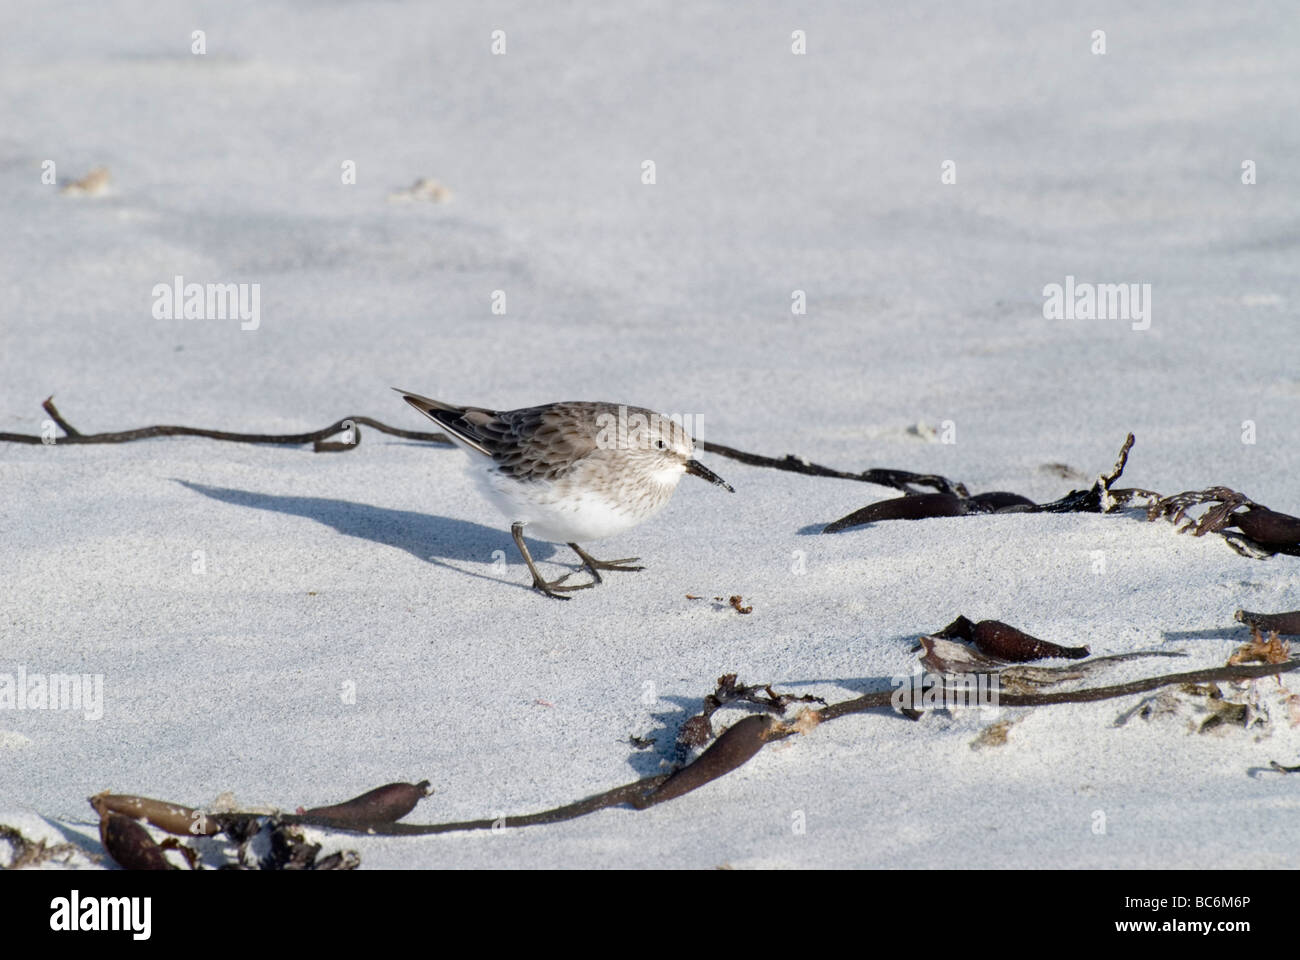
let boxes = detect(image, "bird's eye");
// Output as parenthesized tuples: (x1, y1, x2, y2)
(655, 439, 665, 449)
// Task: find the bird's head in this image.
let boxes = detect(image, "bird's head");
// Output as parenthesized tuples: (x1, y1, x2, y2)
(602, 408, 733, 492)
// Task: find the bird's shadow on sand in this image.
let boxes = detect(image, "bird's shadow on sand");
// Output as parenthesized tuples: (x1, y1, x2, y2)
(175, 480, 557, 591)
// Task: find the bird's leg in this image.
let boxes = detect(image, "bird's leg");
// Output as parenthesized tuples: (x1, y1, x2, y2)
(512, 523, 595, 599)
(568, 543, 645, 583)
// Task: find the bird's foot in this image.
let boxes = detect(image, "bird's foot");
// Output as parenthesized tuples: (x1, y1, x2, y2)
(530, 571, 597, 600)
(586, 556, 643, 571)
(568, 544, 644, 583)
(580, 557, 644, 583)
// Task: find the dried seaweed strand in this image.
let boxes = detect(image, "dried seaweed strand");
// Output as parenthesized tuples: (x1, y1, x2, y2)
(0, 397, 453, 449)
(233, 657, 1299, 838)
(271, 774, 671, 835)
(3, 396, 964, 490)
(697, 440, 965, 493)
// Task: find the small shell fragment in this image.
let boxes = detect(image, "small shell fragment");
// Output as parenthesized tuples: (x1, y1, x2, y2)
(61, 167, 111, 196)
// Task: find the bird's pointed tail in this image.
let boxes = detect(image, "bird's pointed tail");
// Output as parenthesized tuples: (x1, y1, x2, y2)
(392, 388, 493, 456)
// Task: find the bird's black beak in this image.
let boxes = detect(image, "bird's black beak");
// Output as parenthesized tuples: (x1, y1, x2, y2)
(685, 459, 734, 492)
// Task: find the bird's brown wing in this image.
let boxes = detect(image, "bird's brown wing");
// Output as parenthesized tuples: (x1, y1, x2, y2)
(485, 403, 606, 482)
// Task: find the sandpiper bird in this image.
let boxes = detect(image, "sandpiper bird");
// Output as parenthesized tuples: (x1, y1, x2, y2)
(395, 390, 734, 598)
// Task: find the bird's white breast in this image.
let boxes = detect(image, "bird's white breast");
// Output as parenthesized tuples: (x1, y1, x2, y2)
(467, 458, 679, 543)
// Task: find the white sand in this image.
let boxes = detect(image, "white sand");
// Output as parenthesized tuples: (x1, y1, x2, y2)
(2, 1, 1298, 868)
